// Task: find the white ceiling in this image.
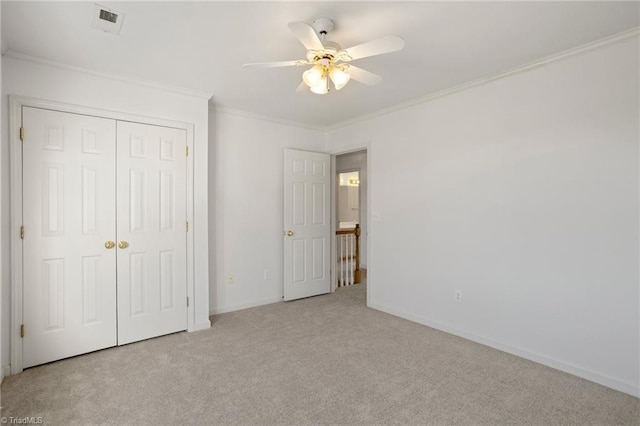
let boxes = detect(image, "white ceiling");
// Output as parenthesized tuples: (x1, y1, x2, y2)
(2, 1, 638, 128)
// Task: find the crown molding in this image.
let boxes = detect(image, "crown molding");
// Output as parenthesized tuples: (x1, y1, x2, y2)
(6, 24, 635, 131)
(211, 104, 325, 132)
(3, 50, 214, 100)
(326, 26, 640, 132)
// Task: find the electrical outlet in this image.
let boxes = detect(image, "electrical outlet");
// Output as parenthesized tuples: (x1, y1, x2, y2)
(227, 274, 235, 283)
(263, 269, 271, 280)
(455, 290, 463, 303)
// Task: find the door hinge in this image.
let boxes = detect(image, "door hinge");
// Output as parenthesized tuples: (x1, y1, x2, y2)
(187, 297, 189, 307)
(20, 226, 24, 239)
(186, 146, 189, 157)
(186, 221, 189, 232)
(19, 127, 24, 142)
(20, 324, 24, 338)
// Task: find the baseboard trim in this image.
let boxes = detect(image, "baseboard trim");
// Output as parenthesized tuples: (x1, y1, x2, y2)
(191, 320, 211, 332)
(210, 297, 282, 315)
(369, 302, 640, 398)
(2, 365, 10, 381)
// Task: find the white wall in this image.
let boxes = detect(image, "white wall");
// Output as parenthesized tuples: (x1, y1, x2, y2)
(326, 37, 640, 397)
(210, 109, 324, 314)
(337, 185, 359, 223)
(1, 55, 212, 372)
(336, 151, 368, 267)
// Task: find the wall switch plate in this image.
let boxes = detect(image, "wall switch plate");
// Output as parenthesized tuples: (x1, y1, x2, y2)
(227, 274, 235, 283)
(263, 269, 271, 280)
(455, 290, 463, 303)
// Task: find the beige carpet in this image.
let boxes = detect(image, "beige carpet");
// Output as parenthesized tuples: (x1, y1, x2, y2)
(1, 284, 638, 425)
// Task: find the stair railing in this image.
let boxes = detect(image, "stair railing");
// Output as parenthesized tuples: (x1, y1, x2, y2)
(336, 224, 361, 287)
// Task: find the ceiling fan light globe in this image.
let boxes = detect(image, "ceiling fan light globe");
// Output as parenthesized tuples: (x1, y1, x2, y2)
(302, 65, 325, 88)
(310, 86, 329, 95)
(329, 67, 350, 90)
(310, 79, 329, 95)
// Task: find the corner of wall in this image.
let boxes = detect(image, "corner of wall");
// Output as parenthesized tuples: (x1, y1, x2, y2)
(0, 3, 4, 382)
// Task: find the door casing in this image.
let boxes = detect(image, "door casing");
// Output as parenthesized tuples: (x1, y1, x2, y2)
(9, 95, 197, 374)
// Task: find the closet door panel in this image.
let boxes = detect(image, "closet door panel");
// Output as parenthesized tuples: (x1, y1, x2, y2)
(116, 121, 188, 345)
(22, 107, 117, 368)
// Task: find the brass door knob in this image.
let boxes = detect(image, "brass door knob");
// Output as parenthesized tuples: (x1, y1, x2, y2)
(118, 241, 129, 249)
(104, 241, 115, 249)
(286, 230, 294, 237)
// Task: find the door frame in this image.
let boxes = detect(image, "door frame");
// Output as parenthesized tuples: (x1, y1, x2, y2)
(9, 95, 197, 374)
(329, 143, 371, 307)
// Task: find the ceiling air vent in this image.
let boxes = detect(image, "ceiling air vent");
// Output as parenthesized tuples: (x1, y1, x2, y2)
(99, 9, 118, 23)
(91, 4, 124, 35)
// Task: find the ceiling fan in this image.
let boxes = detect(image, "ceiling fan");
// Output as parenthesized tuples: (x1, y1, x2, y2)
(242, 18, 405, 95)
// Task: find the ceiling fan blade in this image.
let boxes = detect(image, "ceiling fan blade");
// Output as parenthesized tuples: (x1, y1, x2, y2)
(288, 22, 325, 51)
(242, 60, 304, 69)
(347, 65, 383, 86)
(343, 36, 405, 61)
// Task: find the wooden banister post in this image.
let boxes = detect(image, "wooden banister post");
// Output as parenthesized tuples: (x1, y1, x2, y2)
(354, 224, 361, 284)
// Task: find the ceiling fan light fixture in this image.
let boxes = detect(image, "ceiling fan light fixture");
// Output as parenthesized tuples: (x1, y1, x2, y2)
(329, 66, 350, 90)
(310, 80, 329, 95)
(309, 72, 329, 94)
(302, 64, 325, 88)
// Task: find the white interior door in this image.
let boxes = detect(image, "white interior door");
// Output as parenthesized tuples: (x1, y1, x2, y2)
(22, 107, 117, 368)
(283, 149, 331, 301)
(116, 121, 188, 345)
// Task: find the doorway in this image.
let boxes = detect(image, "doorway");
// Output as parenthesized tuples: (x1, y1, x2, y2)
(334, 150, 368, 291)
(281, 147, 370, 303)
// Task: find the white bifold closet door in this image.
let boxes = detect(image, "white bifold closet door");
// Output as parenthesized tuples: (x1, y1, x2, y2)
(22, 107, 118, 368)
(116, 121, 188, 345)
(22, 107, 188, 368)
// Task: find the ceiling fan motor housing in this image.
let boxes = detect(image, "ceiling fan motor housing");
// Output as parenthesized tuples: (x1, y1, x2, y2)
(322, 40, 341, 54)
(312, 17, 335, 36)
